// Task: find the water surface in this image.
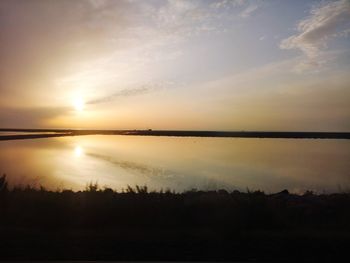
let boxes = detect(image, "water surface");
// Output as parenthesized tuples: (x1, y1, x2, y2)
(0, 135, 349, 193)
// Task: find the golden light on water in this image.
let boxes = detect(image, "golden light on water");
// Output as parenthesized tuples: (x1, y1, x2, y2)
(74, 145, 84, 157)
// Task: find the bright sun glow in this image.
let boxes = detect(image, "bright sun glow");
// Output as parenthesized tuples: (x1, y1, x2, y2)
(73, 98, 85, 112)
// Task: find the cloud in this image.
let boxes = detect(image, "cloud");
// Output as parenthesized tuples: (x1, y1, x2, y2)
(0, 0, 261, 99)
(239, 4, 258, 18)
(153, 0, 221, 37)
(0, 0, 132, 95)
(210, 0, 246, 10)
(152, 0, 260, 39)
(210, 1, 260, 19)
(87, 87, 150, 105)
(280, 0, 350, 72)
(0, 106, 70, 128)
(86, 81, 175, 105)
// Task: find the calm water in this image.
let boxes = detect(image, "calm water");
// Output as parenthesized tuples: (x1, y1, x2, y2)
(0, 135, 349, 193)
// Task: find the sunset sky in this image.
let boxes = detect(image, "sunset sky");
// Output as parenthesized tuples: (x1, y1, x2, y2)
(1, 0, 350, 131)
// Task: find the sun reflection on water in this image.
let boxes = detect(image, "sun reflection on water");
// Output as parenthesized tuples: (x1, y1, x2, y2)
(74, 145, 84, 157)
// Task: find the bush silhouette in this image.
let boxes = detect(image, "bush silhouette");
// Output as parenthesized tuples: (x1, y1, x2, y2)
(0, 174, 8, 193)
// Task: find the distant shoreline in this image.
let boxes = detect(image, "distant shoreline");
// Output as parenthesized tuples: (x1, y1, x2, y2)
(1, 128, 350, 140)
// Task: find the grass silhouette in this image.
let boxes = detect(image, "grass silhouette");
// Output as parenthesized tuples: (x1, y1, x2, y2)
(1, 174, 350, 260)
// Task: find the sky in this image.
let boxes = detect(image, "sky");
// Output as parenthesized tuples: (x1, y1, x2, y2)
(0, 0, 350, 131)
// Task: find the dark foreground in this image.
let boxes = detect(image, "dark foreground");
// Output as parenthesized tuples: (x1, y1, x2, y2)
(1, 128, 350, 140)
(1, 177, 350, 261)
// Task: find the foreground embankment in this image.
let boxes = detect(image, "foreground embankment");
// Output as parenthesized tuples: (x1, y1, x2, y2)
(1, 178, 350, 261)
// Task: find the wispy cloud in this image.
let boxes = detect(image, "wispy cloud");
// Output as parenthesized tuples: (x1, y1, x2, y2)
(239, 4, 258, 18)
(280, 0, 350, 72)
(151, 0, 260, 39)
(87, 87, 150, 105)
(87, 81, 176, 105)
(210, 0, 246, 10)
(210, 0, 260, 18)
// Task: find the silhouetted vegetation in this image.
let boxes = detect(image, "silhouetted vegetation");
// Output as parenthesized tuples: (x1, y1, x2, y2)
(1, 174, 350, 261)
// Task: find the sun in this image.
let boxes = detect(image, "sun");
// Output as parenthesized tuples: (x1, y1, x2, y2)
(73, 98, 85, 112)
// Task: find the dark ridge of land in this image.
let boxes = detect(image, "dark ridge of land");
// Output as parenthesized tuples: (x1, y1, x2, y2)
(0, 133, 72, 141)
(1, 128, 350, 140)
(1, 176, 350, 261)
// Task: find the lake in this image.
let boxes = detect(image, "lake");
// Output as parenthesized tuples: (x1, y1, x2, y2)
(0, 135, 349, 193)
